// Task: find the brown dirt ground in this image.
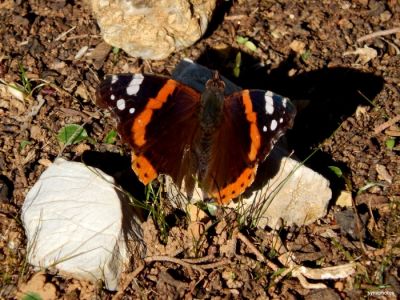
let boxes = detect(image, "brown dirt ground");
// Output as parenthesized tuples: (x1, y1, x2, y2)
(1, 0, 400, 299)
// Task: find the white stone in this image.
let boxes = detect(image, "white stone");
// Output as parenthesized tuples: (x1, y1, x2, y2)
(87, 0, 217, 59)
(21, 158, 145, 291)
(166, 148, 332, 229)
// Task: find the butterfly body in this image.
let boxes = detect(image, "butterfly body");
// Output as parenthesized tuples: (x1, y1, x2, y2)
(96, 72, 296, 204)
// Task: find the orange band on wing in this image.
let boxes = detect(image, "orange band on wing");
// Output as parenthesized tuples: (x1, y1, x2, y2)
(213, 166, 257, 205)
(242, 90, 261, 161)
(132, 153, 158, 184)
(132, 80, 177, 146)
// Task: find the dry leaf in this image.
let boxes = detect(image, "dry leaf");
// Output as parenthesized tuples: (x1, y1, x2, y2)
(343, 46, 377, 64)
(376, 164, 392, 183)
(335, 190, 353, 207)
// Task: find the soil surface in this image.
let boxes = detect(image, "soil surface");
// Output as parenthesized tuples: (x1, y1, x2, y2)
(1, 0, 400, 299)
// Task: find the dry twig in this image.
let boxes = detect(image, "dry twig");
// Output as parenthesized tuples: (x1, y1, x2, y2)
(144, 255, 206, 276)
(198, 259, 230, 269)
(182, 255, 215, 264)
(374, 115, 400, 134)
(237, 232, 279, 271)
(357, 27, 400, 43)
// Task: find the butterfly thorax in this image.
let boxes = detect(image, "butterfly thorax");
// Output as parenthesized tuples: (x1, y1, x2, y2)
(196, 72, 226, 182)
(199, 72, 226, 132)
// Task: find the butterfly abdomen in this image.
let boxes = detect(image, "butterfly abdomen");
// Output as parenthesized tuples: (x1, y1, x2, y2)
(196, 72, 227, 183)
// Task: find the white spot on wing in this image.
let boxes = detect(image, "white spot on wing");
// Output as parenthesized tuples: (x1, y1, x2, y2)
(263, 125, 267, 132)
(116, 99, 126, 110)
(282, 98, 287, 108)
(264, 91, 274, 114)
(279, 118, 283, 123)
(127, 73, 144, 96)
(270, 119, 278, 131)
(111, 75, 118, 84)
(129, 107, 135, 114)
(110, 94, 115, 100)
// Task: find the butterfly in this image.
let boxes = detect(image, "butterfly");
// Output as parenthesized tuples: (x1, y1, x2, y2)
(96, 71, 296, 204)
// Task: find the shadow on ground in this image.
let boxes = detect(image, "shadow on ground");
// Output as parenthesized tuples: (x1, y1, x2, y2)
(80, 151, 144, 200)
(197, 49, 384, 187)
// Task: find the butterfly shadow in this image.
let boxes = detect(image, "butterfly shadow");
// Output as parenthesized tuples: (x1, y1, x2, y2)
(79, 151, 148, 243)
(196, 49, 385, 198)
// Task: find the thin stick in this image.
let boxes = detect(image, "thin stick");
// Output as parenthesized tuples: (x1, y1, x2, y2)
(182, 255, 215, 264)
(357, 27, 400, 43)
(144, 255, 206, 276)
(374, 114, 400, 134)
(54, 26, 76, 41)
(199, 259, 230, 269)
(237, 232, 279, 271)
(225, 15, 248, 21)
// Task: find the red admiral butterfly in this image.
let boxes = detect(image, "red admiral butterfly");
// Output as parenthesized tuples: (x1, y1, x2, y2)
(96, 72, 296, 204)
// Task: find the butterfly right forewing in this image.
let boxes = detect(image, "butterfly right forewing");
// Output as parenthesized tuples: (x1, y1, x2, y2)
(204, 89, 296, 204)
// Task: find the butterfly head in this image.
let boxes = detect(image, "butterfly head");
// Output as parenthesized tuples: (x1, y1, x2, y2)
(205, 71, 226, 93)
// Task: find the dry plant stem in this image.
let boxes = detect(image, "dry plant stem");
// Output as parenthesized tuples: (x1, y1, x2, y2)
(357, 27, 400, 42)
(237, 232, 279, 271)
(58, 107, 92, 121)
(225, 14, 248, 20)
(295, 272, 327, 289)
(144, 255, 206, 276)
(367, 199, 378, 231)
(352, 197, 368, 256)
(182, 255, 215, 264)
(384, 129, 400, 136)
(198, 259, 230, 269)
(374, 115, 400, 134)
(54, 25, 76, 41)
(380, 37, 400, 55)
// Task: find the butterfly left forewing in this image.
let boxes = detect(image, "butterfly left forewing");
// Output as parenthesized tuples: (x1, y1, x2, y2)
(96, 74, 202, 187)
